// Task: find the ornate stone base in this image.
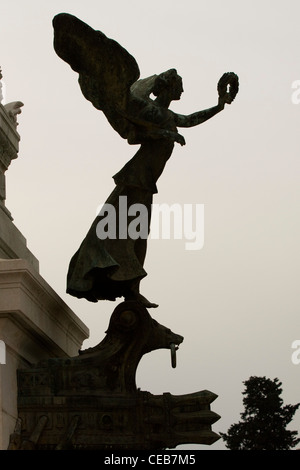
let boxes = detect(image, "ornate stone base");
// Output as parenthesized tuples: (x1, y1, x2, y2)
(10, 390, 220, 450)
(9, 301, 220, 450)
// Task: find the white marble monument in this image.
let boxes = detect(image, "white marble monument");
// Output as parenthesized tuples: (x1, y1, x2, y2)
(0, 68, 89, 450)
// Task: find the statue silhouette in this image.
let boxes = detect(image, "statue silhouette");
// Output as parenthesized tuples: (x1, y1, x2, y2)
(53, 13, 238, 308)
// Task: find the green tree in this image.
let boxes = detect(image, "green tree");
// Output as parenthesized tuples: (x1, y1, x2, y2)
(220, 376, 300, 450)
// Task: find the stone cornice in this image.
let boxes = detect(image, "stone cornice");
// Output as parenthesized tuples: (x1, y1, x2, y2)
(0, 258, 89, 359)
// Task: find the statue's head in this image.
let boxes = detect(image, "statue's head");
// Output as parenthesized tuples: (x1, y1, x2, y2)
(153, 69, 183, 101)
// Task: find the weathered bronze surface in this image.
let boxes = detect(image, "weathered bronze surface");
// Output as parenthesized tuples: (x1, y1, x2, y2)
(10, 302, 220, 450)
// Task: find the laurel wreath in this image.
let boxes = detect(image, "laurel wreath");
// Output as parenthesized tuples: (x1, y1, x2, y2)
(217, 72, 239, 104)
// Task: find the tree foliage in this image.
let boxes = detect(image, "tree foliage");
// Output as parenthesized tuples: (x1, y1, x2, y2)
(220, 376, 300, 450)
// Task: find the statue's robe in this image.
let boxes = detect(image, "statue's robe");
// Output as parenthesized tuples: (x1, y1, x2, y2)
(67, 139, 174, 302)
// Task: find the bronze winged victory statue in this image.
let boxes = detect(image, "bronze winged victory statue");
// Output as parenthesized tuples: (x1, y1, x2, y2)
(53, 13, 238, 309)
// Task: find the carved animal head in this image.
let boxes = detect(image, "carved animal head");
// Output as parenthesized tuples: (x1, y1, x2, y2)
(106, 301, 183, 363)
(77, 301, 184, 391)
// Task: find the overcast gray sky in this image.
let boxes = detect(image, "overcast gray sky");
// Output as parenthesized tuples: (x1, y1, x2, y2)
(1, 0, 300, 450)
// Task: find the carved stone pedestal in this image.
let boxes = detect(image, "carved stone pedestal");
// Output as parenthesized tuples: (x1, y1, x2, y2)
(10, 301, 220, 450)
(0, 259, 89, 449)
(0, 95, 90, 450)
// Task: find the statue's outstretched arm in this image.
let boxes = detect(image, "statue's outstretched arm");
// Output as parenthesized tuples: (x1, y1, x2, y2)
(174, 102, 224, 128)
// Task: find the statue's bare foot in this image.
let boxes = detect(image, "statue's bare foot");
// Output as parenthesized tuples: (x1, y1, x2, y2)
(125, 291, 158, 309)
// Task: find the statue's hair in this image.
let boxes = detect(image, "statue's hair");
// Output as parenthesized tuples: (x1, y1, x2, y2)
(130, 69, 181, 101)
(130, 74, 158, 100)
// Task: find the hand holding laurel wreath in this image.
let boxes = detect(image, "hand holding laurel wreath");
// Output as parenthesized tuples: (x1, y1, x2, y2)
(217, 72, 239, 109)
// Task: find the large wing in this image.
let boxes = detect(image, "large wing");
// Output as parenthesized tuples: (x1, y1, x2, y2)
(53, 13, 140, 139)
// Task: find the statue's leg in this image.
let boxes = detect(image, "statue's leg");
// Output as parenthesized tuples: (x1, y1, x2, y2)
(124, 190, 158, 308)
(124, 239, 158, 308)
